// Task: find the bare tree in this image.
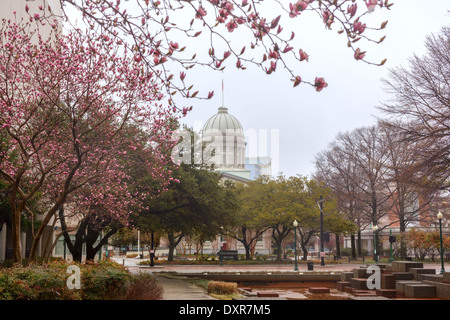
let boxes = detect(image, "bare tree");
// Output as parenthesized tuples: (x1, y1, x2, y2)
(378, 26, 450, 191)
(315, 146, 364, 258)
(378, 122, 440, 258)
(315, 125, 396, 257)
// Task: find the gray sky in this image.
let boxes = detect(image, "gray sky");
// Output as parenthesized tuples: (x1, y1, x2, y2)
(179, 1, 449, 178)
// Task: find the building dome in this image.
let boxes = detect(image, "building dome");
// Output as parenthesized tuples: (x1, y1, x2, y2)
(202, 107, 246, 170)
(202, 107, 244, 135)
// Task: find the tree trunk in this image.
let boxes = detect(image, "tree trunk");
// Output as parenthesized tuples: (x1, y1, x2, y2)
(335, 233, 341, 258)
(357, 230, 362, 257)
(399, 216, 407, 259)
(301, 243, 308, 260)
(59, 206, 85, 263)
(350, 234, 357, 259)
(271, 225, 290, 261)
(167, 232, 183, 262)
(12, 208, 22, 263)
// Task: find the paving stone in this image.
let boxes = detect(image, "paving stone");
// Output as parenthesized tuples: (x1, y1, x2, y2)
(353, 268, 368, 278)
(391, 261, 423, 272)
(344, 286, 354, 294)
(404, 284, 436, 298)
(349, 296, 390, 300)
(395, 280, 422, 296)
(409, 268, 436, 280)
(257, 291, 279, 297)
(443, 272, 450, 284)
(341, 272, 354, 281)
(376, 289, 396, 299)
(336, 281, 351, 291)
(350, 278, 369, 290)
(234, 296, 287, 300)
(392, 272, 414, 281)
(418, 274, 443, 282)
(309, 287, 330, 294)
(352, 290, 377, 297)
(381, 274, 396, 289)
(423, 280, 450, 299)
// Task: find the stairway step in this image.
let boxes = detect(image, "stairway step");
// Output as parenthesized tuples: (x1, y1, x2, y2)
(404, 284, 436, 298)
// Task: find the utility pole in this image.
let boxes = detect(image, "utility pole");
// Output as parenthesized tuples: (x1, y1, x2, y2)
(320, 194, 325, 266)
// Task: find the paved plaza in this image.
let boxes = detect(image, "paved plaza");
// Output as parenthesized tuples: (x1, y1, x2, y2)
(112, 257, 447, 300)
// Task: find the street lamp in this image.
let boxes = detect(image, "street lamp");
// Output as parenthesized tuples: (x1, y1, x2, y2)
(372, 225, 379, 264)
(293, 220, 298, 271)
(438, 211, 445, 274)
(150, 232, 155, 267)
(318, 195, 325, 266)
(219, 226, 224, 266)
(389, 229, 394, 263)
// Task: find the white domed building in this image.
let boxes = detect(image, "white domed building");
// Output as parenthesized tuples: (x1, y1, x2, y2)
(202, 107, 252, 182)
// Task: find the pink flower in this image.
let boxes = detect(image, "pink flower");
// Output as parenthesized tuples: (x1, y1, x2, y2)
(347, 3, 357, 18)
(289, 3, 299, 18)
(354, 48, 366, 60)
(223, 51, 231, 60)
(314, 77, 328, 92)
(223, 1, 234, 12)
(322, 10, 333, 27)
(269, 49, 279, 59)
(195, 6, 207, 19)
(226, 20, 238, 32)
(299, 49, 309, 61)
(180, 71, 186, 81)
(283, 45, 293, 53)
(293, 76, 302, 87)
(296, 0, 309, 11)
(365, 0, 378, 12)
(33, 13, 40, 19)
(353, 21, 366, 34)
(270, 60, 277, 71)
(207, 91, 214, 99)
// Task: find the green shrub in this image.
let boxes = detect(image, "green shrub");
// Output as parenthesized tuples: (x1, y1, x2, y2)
(0, 260, 160, 300)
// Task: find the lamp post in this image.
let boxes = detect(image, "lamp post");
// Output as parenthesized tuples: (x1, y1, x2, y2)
(389, 229, 394, 263)
(293, 220, 298, 271)
(372, 225, 379, 264)
(438, 211, 445, 274)
(150, 232, 155, 267)
(319, 195, 325, 266)
(219, 227, 223, 266)
(137, 230, 140, 258)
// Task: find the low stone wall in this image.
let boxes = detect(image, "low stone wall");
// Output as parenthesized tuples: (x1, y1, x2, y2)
(174, 272, 342, 283)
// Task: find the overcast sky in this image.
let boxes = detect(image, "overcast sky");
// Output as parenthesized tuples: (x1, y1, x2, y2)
(177, 1, 449, 178)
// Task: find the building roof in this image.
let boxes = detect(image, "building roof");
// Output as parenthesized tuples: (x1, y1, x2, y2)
(202, 107, 244, 136)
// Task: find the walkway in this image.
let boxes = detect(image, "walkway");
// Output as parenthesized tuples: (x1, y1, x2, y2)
(154, 275, 217, 300)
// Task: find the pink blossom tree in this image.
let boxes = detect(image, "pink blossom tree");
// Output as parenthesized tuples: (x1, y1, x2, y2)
(33, 0, 391, 103)
(0, 20, 178, 263)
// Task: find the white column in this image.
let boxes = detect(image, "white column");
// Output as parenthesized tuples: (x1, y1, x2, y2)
(367, 238, 372, 255)
(0, 224, 6, 261)
(21, 232, 27, 258)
